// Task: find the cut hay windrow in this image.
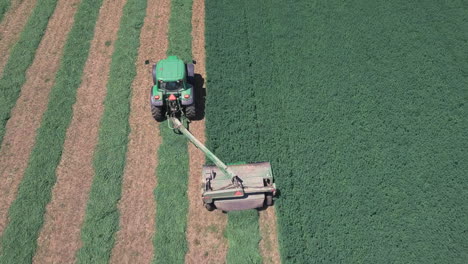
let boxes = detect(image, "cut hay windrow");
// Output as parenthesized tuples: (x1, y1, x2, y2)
(184, 0, 230, 262)
(206, 0, 468, 263)
(0, 0, 104, 262)
(152, 0, 192, 263)
(0, 0, 81, 248)
(32, 0, 128, 262)
(75, 0, 147, 262)
(0, 0, 37, 75)
(108, 0, 170, 262)
(0, 0, 58, 145)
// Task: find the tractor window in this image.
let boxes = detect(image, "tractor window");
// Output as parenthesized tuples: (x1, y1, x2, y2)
(161, 81, 182, 91)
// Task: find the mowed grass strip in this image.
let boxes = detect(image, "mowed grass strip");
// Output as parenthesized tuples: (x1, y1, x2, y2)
(75, 0, 147, 262)
(0, 0, 11, 23)
(0, 0, 58, 144)
(0, 0, 104, 262)
(204, 1, 264, 263)
(152, 0, 192, 263)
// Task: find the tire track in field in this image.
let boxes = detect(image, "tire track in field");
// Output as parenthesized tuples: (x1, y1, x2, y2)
(32, 0, 127, 263)
(185, 0, 229, 263)
(0, 0, 36, 74)
(0, 0, 79, 236)
(109, 0, 169, 262)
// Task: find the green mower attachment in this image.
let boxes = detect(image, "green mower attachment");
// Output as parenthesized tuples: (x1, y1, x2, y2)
(202, 162, 276, 211)
(170, 117, 277, 212)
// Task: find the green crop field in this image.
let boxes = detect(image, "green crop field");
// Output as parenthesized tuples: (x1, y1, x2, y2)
(0, 0, 466, 263)
(205, 0, 467, 263)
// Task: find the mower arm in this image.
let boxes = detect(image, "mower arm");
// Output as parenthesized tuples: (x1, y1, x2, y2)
(170, 117, 240, 184)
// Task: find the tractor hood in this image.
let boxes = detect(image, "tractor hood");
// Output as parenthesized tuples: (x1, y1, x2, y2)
(155, 55, 185, 82)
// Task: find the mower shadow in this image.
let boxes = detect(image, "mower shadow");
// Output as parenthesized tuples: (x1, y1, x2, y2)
(191, 73, 206, 121)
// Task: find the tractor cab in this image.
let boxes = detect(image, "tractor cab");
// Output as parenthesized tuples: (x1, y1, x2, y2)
(160, 80, 183, 91)
(150, 56, 196, 121)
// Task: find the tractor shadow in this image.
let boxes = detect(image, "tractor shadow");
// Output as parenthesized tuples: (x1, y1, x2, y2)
(191, 73, 206, 121)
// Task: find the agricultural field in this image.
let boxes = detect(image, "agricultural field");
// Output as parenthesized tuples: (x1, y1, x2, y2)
(205, 0, 467, 263)
(0, 0, 466, 264)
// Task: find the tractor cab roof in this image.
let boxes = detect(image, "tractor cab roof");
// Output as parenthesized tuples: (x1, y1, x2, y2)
(155, 55, 185, 82)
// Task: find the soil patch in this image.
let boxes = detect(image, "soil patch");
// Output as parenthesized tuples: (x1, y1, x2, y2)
(108, 0, 169, 262)
(32, 0, 127, 263)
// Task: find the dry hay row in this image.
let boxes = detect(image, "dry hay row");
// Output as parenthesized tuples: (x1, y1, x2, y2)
(0, 0, 36, 74)
(185, 0, 229, 263)
(32, 0, 128, 262)
(0, 0, 79, 237)
(109, 0, 170, 262)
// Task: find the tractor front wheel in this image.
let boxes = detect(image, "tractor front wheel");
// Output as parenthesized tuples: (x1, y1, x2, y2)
(151, 104, 165, 122)
(186, 63, 195, 84)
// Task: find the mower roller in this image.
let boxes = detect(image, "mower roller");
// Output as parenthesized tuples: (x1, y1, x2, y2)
(149, 56, 277, 212)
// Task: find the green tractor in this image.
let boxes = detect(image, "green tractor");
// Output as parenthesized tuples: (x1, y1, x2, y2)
(149, 56, 277, 212)
(150, 55, 197, 121)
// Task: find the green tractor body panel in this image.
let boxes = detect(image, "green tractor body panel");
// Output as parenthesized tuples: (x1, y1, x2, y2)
(155, 55, 186, 82)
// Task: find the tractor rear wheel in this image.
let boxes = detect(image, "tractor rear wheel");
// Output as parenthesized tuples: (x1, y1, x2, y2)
(151, 104, 165, 122)
(185, 104, 197, 120)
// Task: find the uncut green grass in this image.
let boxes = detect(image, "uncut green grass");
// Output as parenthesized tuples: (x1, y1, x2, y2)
(0, 0, 58, 145)
(201, 1, 264, 263)
(0, 0, 103, 262)
(205, 0, 468, 263)
(202, 1, 265, 263)
(152, 0, 192, 263)
(75, 0, 147, 262)
(226, 211, 262, 264)
(0, 0, 11, 23)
